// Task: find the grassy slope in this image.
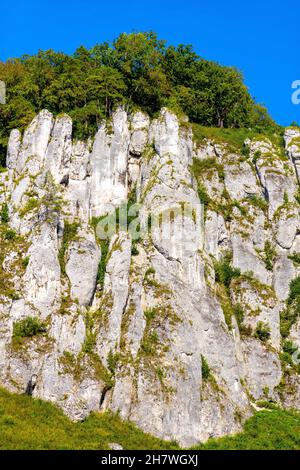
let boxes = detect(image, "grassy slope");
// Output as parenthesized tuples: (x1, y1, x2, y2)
(191, 123, 285, 153)
(194, 408, 300, 450)
(0, 388, 178, 450)
(0, 387, 300, 450)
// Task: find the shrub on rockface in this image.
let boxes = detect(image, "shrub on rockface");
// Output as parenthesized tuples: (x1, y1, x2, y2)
(201, 355, 210, 380)
(0, 203, 9, 223)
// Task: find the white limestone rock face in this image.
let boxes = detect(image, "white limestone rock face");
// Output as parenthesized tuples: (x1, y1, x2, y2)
(89, 109, 130, 217)
(1, 108, 300, 444)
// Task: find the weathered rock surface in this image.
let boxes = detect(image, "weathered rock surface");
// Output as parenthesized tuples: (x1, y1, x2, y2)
(0, 108, 300, 446)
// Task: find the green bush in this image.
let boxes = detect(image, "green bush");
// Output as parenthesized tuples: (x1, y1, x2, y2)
(131, 243, 139, 256)
(280, 307, 298, 338)
(196, 183, 211, 209)
(13, 317, 47, 339)
(201, 355, 210, 380)
(0, 388, 300, 450)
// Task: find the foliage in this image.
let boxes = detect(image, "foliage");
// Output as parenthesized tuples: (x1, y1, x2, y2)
(0, 203, 9, 223)
(0, 32, 276, 165)
(232, 303, 245, 331)
(201, 355, 210, 380)
(214, 252, 241, 289)
(96, 239, 110, 288)
(21, 256, 30, 268)
(82, 330, 97, 354)
(282, 339, 298, 356)
(0, 387, 178, 450)
(287, 276, 300, 304)
(263, 241, 276, 271)
(58, 221, 79, 276)
(194, 408, 300, 450)
(1, 387, 300, 449)
(246, 194, 268, 211)
(190, 157, 224, 181)
(196, 183, 211, 209)
(93, 192, 141, 286)
(107, 349, 120, 376)
(13, 317, 46, 339)
(191, 123, 280, 152)
(254, 321, 271, 342)
(19, 197, 40, 217)
(0, 389, 300, 450)
(4, 229, 16, 240)
(288, 252, 300, 267)
(280, 276, 300, 338)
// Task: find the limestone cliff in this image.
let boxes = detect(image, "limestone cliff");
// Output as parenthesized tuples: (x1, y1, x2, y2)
(1, 108, 300, 446)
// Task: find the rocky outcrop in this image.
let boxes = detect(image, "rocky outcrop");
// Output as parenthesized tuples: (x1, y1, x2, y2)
(0, 108, 300, 446)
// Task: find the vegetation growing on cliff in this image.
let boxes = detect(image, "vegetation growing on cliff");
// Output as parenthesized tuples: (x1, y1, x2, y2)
(0, 31, 277, 165)
(0, 387, 178, 450)
(194, 407, 300, 450)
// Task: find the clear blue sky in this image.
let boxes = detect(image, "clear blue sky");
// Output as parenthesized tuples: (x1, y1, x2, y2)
(1, 0, 299, 125)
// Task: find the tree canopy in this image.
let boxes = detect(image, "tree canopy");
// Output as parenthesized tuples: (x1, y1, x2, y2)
(0, 31, 276, 166)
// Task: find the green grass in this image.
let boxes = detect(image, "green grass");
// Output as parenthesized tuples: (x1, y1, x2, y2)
(1, 388, 300, 450)
(194, 408, 300, 450)
(192, 124, 256, 152)
(192, 123, 285, 155)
